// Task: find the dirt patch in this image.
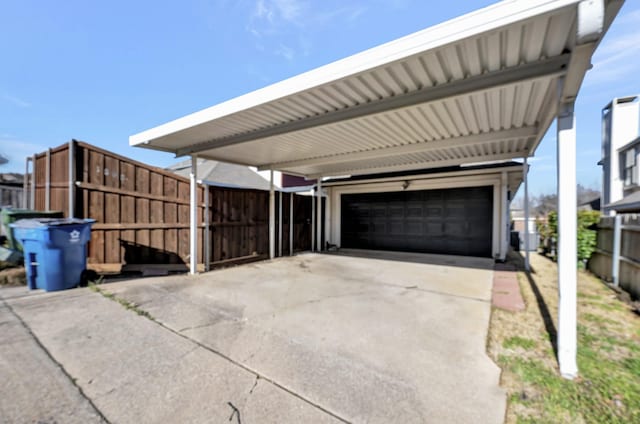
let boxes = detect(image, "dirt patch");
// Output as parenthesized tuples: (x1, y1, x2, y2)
(0, 265, 26, 286)
(488, 251, 640, 423)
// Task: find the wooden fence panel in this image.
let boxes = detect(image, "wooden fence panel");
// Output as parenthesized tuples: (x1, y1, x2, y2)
(32, 140, 314, 273)
(589, 214, 640, 299)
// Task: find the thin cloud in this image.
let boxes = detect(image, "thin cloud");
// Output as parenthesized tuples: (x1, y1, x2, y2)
(275, 43, 295, 61)
(244, 0, 368, 60)
(587, 7, 640, 86)
(2, 93, 31, 108)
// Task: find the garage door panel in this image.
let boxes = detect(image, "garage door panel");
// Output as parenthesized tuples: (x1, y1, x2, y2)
(341, 186, 493, 257)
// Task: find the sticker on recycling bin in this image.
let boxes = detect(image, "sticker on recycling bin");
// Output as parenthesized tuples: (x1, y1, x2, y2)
(69, 230, 80, 243)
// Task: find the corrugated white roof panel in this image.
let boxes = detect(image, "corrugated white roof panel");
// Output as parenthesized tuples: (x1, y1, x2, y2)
(131, 0, 623, 177)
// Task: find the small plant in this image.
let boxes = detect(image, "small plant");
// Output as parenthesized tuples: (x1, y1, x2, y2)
(503, 336, 537, 350)
(89, 283, 155, 321)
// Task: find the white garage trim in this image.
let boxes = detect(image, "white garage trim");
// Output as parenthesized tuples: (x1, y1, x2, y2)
(327, 169, 518, 260)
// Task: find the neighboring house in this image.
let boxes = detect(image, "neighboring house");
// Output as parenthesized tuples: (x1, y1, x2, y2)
(167, 158, 277, 191)
(0, 173, 25, 209)
(578, 197, 601, 211)
(510, 208, 538, 252)
(600, 96, 640, 215)
(608, 136, 640, 213)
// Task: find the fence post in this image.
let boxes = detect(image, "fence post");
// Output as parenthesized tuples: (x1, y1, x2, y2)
(23, 157, 30, 208)
(204, 185, 210, 272)
(612, 214, 622, 287)
(68, 140, 75, 218)
(30, 155, 36, 209)
(45, 148, 51, 211)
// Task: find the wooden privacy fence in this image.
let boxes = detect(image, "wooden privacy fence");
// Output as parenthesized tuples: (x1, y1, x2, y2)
(588, 214, 640, 299)
(30, 140, 313, 273)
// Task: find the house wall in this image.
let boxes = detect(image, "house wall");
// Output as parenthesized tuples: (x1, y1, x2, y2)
(601, 97, 639, 215)
(0, 184, 24, 209)
(325, 169, 513, 260)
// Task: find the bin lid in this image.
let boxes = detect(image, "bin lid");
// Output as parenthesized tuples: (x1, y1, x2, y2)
(9, 218, 96, 228)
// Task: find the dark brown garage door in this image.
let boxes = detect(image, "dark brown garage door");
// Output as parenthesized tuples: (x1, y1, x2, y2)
(341, 186, 493, 257)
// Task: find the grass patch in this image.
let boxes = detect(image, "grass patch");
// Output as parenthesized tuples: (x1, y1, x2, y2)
(489, 253, 640, 423)
(503, 336, 537, 350)
(89, 282, 155, 321)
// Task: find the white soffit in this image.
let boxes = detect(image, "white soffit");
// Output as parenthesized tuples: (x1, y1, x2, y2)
(130, 0, 624, 178)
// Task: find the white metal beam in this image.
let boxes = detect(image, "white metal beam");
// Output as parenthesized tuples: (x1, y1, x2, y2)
(278, 191, 283, 257)
(258, 127, 537, 171)
(556, 98, 578, 379)
(501, 172, 509, 261)
(311, 193, 315, 252)
(524, 155, 530, 271)
(269, 170, 276, 259)
(189, 155, 198, 275)
(317, 178, 323, 252)
(307, 152, 523, 179)
(175, 56, 568, 157)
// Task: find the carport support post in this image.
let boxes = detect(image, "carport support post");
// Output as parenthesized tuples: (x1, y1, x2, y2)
(556, 101, 578, 379)
(316, 178, 322, 252)
(189, 155, 198, 275)
(269, 169, 276, 259)
(289, 193, 294, 256)
(278, 190, 283, 257)
(523, 156, 530, 271)
(311, 192, 315, 252)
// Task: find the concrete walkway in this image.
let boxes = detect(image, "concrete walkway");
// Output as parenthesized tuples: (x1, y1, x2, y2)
(0, 252, 505, 423)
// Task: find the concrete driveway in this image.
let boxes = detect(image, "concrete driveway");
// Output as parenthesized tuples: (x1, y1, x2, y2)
(1, 251, 505, 423)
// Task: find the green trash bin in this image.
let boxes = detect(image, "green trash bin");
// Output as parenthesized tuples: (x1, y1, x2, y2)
(0, 208, 64, 251)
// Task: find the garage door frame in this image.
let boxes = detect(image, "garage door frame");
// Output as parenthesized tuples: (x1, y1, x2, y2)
(340, 186, 494, 257)
(327, 171, 508, 259)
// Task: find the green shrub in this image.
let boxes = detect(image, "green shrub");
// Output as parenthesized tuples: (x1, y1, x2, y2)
(537, 210, 600, 267)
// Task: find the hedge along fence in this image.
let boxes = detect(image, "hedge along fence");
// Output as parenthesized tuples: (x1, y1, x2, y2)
(589, 214, 640, 299)
(537, 210, 601, 267)
(30, 140, 314, 274)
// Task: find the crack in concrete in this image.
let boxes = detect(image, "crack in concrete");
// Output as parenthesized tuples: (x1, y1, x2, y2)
(0, 296, 110, 424)
(144, 313, 352, 423)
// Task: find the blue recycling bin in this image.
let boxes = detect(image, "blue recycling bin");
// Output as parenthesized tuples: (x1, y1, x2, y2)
(10, 218, 95, 291)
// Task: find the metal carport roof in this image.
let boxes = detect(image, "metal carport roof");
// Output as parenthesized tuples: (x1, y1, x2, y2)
(131, 0, 621, 179)
(129, 0, 626, 381)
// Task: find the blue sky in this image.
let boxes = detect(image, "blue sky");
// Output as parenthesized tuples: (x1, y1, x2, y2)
(1, 0, 639, 196)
